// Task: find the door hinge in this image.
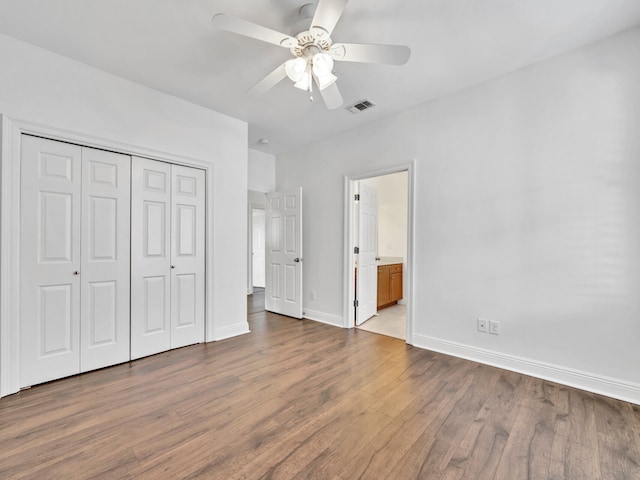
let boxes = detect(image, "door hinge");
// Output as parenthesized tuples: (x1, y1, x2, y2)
(353, 300, 359, 307)
(354, 246, 359, 254)
(354, 194, 360, 201)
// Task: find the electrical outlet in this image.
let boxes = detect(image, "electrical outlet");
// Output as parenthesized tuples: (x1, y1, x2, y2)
(310, 291, 316, 300)
(477, 318, 488, 333)
(489, 320, 501, 335)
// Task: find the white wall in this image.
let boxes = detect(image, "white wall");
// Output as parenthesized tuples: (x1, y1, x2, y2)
(0, 34, 249, 352)
(277, 28, 640, 403)
(248, 148, 276, 193)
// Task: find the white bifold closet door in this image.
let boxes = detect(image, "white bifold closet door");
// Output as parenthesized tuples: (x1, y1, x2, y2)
(20, 135, 131, 387)
(130, 158, 205, 360)
(80, 147, 131, 371)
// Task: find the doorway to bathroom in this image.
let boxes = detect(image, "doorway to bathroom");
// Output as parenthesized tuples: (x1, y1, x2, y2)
(346, 167, 412, 342)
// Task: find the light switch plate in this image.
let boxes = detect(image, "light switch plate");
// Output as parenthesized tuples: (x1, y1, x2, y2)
(489, 320, 501, 335)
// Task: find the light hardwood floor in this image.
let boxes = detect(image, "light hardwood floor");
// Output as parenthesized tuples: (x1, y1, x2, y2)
(1, 308, 639, 479)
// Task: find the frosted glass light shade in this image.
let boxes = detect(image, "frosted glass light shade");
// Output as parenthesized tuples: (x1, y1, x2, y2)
(311, 53, 336, 90)
(294, 73, 312, 91)
(285, 57, 307, 82)
(312, 53, 334, 76)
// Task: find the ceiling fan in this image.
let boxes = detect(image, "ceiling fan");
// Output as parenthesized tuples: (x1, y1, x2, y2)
(212, 0, 411, 110)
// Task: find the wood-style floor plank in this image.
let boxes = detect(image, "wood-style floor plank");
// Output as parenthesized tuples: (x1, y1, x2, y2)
(1, 309, 639, 480)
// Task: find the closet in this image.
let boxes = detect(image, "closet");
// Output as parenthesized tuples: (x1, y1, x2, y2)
(20, 135, 131, 386)
(130, 158, 205, 359)
(19, 136, 206, 388)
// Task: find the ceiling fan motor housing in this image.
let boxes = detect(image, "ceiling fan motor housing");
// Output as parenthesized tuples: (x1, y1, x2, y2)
(290, 31, 332, 58)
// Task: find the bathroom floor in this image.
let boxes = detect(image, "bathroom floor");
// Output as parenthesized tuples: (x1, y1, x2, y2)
(357, 304, 406, 340)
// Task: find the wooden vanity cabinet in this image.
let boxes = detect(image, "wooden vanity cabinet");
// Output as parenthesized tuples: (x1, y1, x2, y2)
(377, 263, 403, 309)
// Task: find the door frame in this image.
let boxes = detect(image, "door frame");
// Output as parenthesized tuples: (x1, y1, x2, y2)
(343, 161, 416, 344)
(0, 115, 212, 397)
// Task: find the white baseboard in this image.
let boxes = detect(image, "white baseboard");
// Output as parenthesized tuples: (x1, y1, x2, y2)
(303, 309, 344, 328)
(413, 334, 640, 406)
(211, 322, 251, 341)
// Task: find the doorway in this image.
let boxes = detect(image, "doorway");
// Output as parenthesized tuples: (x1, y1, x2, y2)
(248, 191, 267, 312)
(247, 190, 267, 295)
(345, 165, 414, 343)
(249, 206, 266, 314)
(252, 207, 266, 289)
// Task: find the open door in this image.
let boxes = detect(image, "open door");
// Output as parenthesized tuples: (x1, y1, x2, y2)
(265, 187, 303, 318)
(356, 182, 378, 325)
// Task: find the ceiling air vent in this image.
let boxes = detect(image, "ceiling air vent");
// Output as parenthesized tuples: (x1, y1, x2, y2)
(346, 99, 376, 114)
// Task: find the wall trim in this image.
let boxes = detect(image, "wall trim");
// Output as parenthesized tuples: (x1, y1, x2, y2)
(413, 334, 640, 406)
(212, 322, 251, 341)
(0, 115, 21, 397)
(0, 115, 220, 397)
(304, 309, 344, 328)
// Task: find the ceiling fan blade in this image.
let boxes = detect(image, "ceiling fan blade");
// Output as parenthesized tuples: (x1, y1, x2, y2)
(212, 13, 297, 48)
(317, 81, 343, 110)
(248, 63, 288, 96)
(330, 43, 411, 65)
(310, 0, 349, 38)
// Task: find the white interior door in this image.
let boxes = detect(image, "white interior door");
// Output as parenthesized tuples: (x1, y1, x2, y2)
(252, 208, 266, 288)
(80, 148, 131, 372)
(265, 187, 303, 319)
(131, 158, 172, 359)
(170, 165, 205, 349)
(356, 182, 378, 325)
(20, 135, 82, 386)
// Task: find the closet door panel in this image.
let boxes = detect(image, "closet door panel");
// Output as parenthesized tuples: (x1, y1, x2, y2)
(170, 165, 205, 348)
(131, 158, 172, 359)
(20, 136, 82, 387)
(80, 148, 131, 372)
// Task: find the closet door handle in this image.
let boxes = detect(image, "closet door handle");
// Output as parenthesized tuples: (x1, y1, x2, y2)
(73, 271, 80, 275)
(171, 265, 176, 269)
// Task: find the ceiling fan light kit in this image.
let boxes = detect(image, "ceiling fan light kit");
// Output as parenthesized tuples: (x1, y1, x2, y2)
(212, 0, 411, 109)
(285, 52, 336, 93)
(312, 52, 334, 78)
(285, 57, 307, 83)
(294, 68, 312, 92)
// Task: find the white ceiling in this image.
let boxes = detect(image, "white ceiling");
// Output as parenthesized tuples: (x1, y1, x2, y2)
(1, 0, 639, 155)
